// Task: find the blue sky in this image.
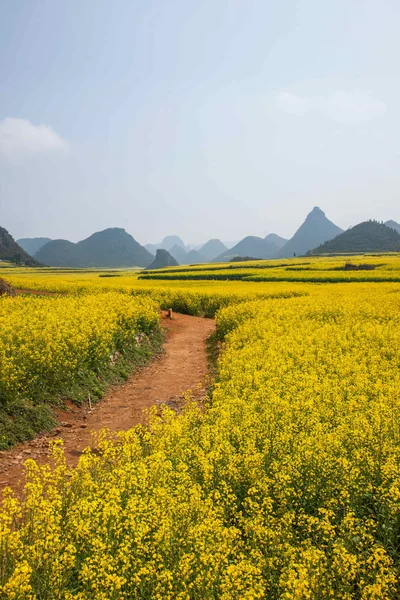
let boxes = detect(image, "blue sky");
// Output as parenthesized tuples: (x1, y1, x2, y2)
(1, 0, 399, 244)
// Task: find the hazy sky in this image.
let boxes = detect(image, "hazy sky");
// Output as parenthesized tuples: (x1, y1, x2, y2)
(1, 0, 399, 244)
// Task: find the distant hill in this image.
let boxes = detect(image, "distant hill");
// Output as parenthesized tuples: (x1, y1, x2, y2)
(17, 237, 52, 256)
(36, 240, 76, 265)
(146, 249, 178, 269)
(145, 243, 159, 255)
(35, 228, 154, 267)
(168, 244, 208, 264)
(161, 235, 185, 250)
(278, 207, 343, 257)
(186, 243, 204, 251)
(264, 233, 287, 251)
(186, 249, 206, 264)
(169, 244, 188, 264)
(213, 236, 278, 262)
(385, 220, 400, 233)
(199, 239, 227, 261)
(145, 235, 186, 255)
(0, 227, 40, 266)
(308, 220, 400, 255)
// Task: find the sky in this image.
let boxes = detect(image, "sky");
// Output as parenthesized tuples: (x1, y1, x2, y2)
(1, 0, 399, 245)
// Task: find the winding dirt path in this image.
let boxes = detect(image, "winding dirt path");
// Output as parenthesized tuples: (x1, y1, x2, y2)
(0, 313, 215, 495)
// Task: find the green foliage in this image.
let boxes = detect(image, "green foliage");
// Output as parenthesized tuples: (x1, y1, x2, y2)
(0, 226, 40, 266)
(0, 401, 54, 449)
(309, 220, 400, 254)
(0, 294, 162, 447)
(230, 256, 259, 262)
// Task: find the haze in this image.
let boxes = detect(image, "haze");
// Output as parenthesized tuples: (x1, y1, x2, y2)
(1, 0, 399, 245)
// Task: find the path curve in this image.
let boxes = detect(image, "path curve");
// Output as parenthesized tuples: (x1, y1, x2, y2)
(0, 313, 215, 495)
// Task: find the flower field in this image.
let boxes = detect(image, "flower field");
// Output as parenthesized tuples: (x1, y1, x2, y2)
(1, 265, 400, 597)
(0, 293, 160, 448)
(4, 269, 309, 316)
(139, 255, 400, 283)
(6, 253, 400, 289)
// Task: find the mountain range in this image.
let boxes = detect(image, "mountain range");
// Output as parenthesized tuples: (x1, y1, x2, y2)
(147, 236, 227, 264)
(145, 235, 186, 255)
(5, 211, 400, 268)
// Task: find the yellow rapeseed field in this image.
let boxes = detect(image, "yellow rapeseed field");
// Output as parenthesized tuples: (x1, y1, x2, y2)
(139, 254, 400, 283)
(0, 292, 160, 447)
(1, 268, 400, 598)
(4, 270, 309, 316)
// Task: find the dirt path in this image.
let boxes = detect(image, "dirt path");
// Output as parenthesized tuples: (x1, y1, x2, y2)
(0, 313, 215, 496)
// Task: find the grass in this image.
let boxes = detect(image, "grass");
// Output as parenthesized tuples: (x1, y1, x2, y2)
(0, 329, 163, 450)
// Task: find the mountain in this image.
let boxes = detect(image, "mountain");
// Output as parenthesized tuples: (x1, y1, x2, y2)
(385, 220, 400, 233)
(278, 207, 343, 257)
(35, 228, 154, 268)
(213, 236, 278, 262)
(186, 249, 206, 264)
(264, 233, 287, 251)
(146, 249, 178, 269)
(17, 237, 52, 256)
(145, 235, 186, 255)
(168, 244, 209, 264)
(308, 220, 400, 255)
(161, 235, 185, 250)
(199, 239, 227, 261)
(36, 240, 77, 265)
(145, 243, 159, 255)
(169, 244, 188, 264)
(0, 226, 40, 266)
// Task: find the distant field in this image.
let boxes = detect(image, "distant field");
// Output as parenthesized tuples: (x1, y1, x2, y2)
(6, 254, 400, 289)
(140, 254, 400, 282)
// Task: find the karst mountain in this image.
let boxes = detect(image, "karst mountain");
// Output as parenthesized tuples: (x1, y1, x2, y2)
(277, 207, 343, 257)
(35, 228, 153, 268)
